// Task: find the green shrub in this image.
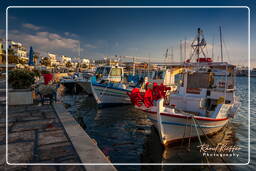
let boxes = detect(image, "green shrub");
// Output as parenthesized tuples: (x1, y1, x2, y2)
(41, 70, 50, 74)
(32, 69, 41, 77)
(8, 69, 35, 89)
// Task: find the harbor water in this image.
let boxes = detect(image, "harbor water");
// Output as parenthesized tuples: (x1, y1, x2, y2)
(61, 77, 255, 171)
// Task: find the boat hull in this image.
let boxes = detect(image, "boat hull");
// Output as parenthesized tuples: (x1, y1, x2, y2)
(140, 107, 229, 145)
(60, 81, 76, 91)
(91, 83, 131, 105)
(77, 81, 92, 95)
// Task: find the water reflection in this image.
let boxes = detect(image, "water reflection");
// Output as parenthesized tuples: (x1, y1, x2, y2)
(60, 77, 252, 170)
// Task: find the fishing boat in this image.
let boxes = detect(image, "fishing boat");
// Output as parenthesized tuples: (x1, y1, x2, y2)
(248, 68, 256, 77)
(75, 71, 94, 95)
(60, 73, 85, 93)
(90, 65, 134, 106)
(60, 75, 77, 91)
(128, 28, 240, 145)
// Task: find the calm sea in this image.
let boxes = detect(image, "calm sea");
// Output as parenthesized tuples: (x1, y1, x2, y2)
(62, 77, 255, 171)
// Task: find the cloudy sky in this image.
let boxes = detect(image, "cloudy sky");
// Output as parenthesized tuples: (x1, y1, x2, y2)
(0, 0, 255, 67)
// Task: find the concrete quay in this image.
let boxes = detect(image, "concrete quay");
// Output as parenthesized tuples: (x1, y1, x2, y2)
(0, 103, 117, 171)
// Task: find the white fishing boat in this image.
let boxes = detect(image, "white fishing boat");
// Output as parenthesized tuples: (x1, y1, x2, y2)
(248, 68, 256, 77)
(75, 71, 94, 95)
(60, 75, 77, 90)
(128, 28, 240, 145)
(90, 65, 133, 106)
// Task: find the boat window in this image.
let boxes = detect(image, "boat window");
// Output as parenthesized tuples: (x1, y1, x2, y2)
(110, 68, 122, 76)
(187, 72, 211, 88)
(103, 67, 111, 76)
(95, 67, 103, 74)
(152, 71, 165, 80)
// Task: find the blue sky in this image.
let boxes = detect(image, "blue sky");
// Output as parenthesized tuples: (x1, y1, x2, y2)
(0, 0, 255, 66)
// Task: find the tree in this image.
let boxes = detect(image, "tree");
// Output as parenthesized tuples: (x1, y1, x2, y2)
(66, 61, 72, 68)
(40, 57, 51, 66)
(81, 63, 88, 68)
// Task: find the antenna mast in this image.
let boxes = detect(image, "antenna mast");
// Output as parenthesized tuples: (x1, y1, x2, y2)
(171, 47, 174, 63)
(78, 41, 80, 58)
(219, 26, 223, 62)
(184, 38, 187, 61)
(164, 48, 168, 68)
(197, 28, 200, 60)
(180, 40, 183, 63)
(212, 37, 214, 60)
(189, 28, 207, 62)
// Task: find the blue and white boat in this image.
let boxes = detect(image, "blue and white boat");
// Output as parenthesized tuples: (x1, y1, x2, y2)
(90, 65, 134, 106)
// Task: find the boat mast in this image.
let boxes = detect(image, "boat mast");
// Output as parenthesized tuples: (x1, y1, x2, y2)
(212, 37, 214, 60)
(78, 40, 80, 58)
(170, 47, 174, 63)
(164, 48, 168, 69)
(219, 26, 223, 62)
(197, 28, 200, 60)
(184, 37, 187, 61)
(180, 40, 183, 63)
(132, 57, 135, 76)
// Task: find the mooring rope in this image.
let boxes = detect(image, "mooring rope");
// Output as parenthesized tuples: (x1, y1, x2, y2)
(181, 115, 189, 147)
(193, 117, 232, 171)
(187, 118, 193, 152)
(191, 115, 211, 165)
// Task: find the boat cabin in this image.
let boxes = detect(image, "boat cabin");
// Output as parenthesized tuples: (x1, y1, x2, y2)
(95, 66, 124, 83)
(168, 62, 236, 117)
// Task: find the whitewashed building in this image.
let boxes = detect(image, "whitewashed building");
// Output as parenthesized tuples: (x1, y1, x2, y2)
(48, 53, 59, 66)
(59, 55, 72, 64)
(8, 41, 28, 61)
(0, 39, 4, 64)
(71, 57, 90, 66)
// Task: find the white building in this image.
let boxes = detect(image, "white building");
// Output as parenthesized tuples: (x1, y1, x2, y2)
(81, 58, 90, 64)
(59, 55, 71, 64)
(48, 53, 59, 66)
(0, 39, 4, 64)
(71, 57, 90, 64)
(9, 41, 28, 61)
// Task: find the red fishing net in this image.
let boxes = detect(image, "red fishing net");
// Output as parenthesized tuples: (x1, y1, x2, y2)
(127, 82, 171, 108)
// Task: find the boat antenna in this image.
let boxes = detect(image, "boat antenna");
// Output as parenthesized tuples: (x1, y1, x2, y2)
(184, 37, 187, 61)
(219, 26, 223, 62)
(147, 54, 150, 78)
(170, 47, 174, 63)
(212, 36, 214, 60)
(78, 40, 80, 58)
(180, 40, 183, 63)
(197, 28, 200, 60)
(189, 28, 207, 62)
(132, 57, 135, 76)
(164, 48, 168, 68)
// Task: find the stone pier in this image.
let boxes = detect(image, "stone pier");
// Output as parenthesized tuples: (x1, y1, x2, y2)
(0, 103, 116, 171)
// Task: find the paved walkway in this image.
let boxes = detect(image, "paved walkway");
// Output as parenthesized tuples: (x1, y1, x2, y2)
(0, 104, 86, 171)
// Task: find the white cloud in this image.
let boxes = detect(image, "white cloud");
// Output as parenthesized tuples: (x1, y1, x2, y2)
(9, 29, 80, 56)
(22, 23, 41, 30)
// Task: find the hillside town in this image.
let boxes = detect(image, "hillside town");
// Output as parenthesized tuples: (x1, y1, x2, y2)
(0, 39, 92, 72)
